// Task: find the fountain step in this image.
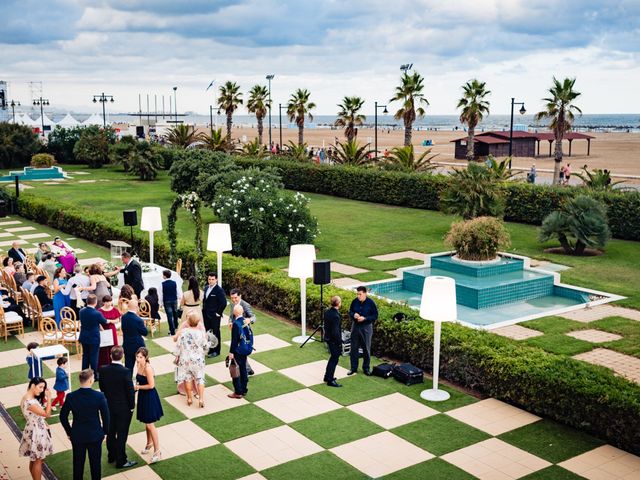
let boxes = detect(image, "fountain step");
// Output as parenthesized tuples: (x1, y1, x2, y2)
(431, 255, 523, 278)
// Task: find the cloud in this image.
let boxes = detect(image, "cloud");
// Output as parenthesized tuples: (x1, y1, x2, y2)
(0, 0, 83, 44)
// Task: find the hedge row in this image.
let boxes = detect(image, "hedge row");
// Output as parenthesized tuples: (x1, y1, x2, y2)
(233, 157, 640, 241)
(15, 193, 640, 454)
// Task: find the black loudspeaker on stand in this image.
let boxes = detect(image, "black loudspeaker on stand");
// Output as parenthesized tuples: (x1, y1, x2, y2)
(301, 260, 331, 348)
(123, 210, 137, 255)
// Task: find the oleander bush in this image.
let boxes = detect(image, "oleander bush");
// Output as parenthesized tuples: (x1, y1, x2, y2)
(445, 216, 511, 261)
(232, 156, 640, 241)
(30, 153, 56, 168)
(14, 192, 640, 454)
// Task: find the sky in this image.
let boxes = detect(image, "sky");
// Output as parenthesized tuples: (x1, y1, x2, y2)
(1, 0, 639, 116)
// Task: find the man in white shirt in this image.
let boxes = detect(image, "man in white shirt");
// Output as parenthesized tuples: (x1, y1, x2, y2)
(68, 264, 91, 313)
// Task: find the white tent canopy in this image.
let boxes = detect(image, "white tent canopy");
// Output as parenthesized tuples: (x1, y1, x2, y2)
(56, 113, 80, 128)
(82, 113, 104, 126)
(22, 114, 39, 126)
(13, 113, 28, 125)
(35, 113, 56, 127)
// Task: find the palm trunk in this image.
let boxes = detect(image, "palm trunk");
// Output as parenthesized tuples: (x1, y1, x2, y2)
(346, 122, 354, 142)
(257, 116, 264, 145)
(226, 112, 233, 143)
(466, 125, 475, 161)
(574, 240, 586, 256)
(558, 233, 572, 255)
(404, 122, 412, 146)
(298, 124, 304, 146)
(553, 114, 565, 185)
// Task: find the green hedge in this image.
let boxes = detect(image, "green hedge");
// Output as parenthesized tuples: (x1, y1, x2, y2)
(15, 192, 640, 454)
(233, 156, 640, 241)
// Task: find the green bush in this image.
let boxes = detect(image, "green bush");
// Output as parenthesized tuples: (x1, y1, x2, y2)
(108, 136, 137, 171)
(73, 126, 113, 168)
(128, 142, 161, 181)
(153, 144, 182, 170)
(0, 122, 41, 168)
(440, 163, 505, 219)
(30, 153, 56, 167)
(46, 126, 85, 163)
(445, 216, 511, 260)
(233, 156, 640, 241)
(13, 191, 640, 454)
(169, 149, 238, 202)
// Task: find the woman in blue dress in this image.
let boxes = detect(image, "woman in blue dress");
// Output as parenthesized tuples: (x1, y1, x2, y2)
(134, 347, 163, 464)
(52, 267, 71, 326)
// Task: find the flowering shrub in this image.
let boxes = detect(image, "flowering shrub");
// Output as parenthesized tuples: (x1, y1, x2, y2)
(212, 174, 318, 258)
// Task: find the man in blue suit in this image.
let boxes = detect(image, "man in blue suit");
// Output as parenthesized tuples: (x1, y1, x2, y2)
(60, 368, 110, 480)
(79, 294, 108, 377)
(121, 298, 148, 373)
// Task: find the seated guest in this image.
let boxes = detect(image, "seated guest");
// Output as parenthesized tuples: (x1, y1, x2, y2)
(1, 288, 26, 324)
(34, 243, 51, 264)
(14, 262, 27, 287)
(21, 272, 35, 293)
(144, 288, 161, 324)
(38, 254, 58, 282)
(33, 275, 53, 312)
(51, 237, 77, 276)
(117, 285, 137, 314)
(8, 241, 27, 264)
(3, 256, 16, 276)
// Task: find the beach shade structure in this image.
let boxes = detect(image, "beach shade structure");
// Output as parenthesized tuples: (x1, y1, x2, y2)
(288, 244, 316, 343)
(206, 223, 232, 287)
(419, 276, 457, 401)
(22, 114, 39, 126)
(140, 207, 162, 266)
(56, 113, 80, 128)
(82, 113, 104, 126)
(14, 113, 29, 125)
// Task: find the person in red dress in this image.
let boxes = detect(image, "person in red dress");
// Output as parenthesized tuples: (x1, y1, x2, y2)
(98, 295, 121, 369)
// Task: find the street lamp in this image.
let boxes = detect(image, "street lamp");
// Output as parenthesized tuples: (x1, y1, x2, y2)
(10, 100, 20, 123)
(400, 63, 413, 73)
(173, 86, 178, 125)
(92, 92, 115, 129)
(266, 74, 274, 148)
(279, 103, 285, 151)
(508, 97, 526, 169)
(374, 101, 389, 157)
(32, 97, 50, 138)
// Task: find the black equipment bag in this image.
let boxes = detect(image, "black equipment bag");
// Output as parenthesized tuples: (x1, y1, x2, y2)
(372, 363, 394, 379)
(392, 363, 424, 386)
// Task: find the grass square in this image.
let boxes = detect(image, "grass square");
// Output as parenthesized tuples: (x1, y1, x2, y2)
(520, 465, 586, 480)
(192, 404, 283, 443)
(309, 373, 396, 405)
(0, 362, 54, 388)
(144, 339, 170, 358)
(223, 371, 304, 401)
(593, 316, 640, 357)
(251, 343, 327, 370)
(289, 408, 383, 449)
(392, 414, 491, 456)
(385, 458, 477, 480)
(0, 335, 25, 352)
(498, 419, 604, 463)
(128, 397, 186, 434)
(150, 444, 254, 480)
(525, 316, 588, 335)
(46, 444, 144, 479)
(524, 334, 594, 356)
(385, 377, 479, 412)
(261, 451, 367, 480)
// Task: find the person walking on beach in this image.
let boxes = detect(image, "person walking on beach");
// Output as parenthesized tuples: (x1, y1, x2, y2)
(60, 369, 110, 480)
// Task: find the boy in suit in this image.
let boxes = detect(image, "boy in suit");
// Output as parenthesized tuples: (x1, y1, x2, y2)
(60, 369, 110, 480)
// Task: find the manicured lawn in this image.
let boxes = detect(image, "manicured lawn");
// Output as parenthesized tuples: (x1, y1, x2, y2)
(45, 445, 145, 479)
(150, 444, 255, 479)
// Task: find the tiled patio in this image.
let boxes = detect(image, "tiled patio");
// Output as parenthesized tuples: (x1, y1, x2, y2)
(561, 304, 640, 323)
(573, 348, 640, 384)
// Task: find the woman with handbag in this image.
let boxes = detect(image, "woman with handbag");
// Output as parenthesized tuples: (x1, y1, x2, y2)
(19, 377, 53, 480)
(227, 304, 254, 399)
(174, 311, 209, 407)
(97, 295, 120, 369)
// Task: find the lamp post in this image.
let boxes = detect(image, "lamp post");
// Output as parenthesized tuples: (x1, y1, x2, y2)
(508, 97, 526, 169)
(92, 93, 115, 129)
(266, 74, 274, 148)
(206, 223, 232, 287)
(10, 100, 20, 123)
(173, 86, 178, 125)
(140, 207, 162, 266)
(279, 103, 285, 150)
(32, 97, 50, 138)
(374, 101, 388, 157)
(209, 105, 214, 129)
(288, 244, 316, 343)
(419, 276, 457, 402)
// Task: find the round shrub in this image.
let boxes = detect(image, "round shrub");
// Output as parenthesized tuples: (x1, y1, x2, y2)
(169, 149, 237, 201)
(30, 153, 56, 167)
(212, 173, 318, 258)
(445, 216, 511, 261)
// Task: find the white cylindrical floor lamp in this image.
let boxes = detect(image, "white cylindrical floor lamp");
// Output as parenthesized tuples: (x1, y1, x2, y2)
(419, 276, 457, 402)
(288, 244, 316, 344)
(140, 207, 162, 266)
(207, 223, 232, 287)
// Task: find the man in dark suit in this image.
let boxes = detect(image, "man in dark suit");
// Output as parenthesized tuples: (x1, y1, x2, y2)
(33, 275, 53, 312)
(79, 294, 108, 376)
(60, 368, 110, 480)
(119, 252, 144, 298)
(323, 295, 343, 387)
(121, 299, 147, 372)
(161, 269, 179, 335)
(7, 241, 27, 264)
(99, 346, 137, 469)
(202, 272, 227, 358)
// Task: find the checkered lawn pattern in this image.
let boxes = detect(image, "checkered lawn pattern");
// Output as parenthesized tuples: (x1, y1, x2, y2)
(3, 309, 639, 479)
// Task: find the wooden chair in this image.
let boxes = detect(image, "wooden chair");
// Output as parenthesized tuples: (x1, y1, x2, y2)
(41, 317, 62, 346)
(60, 318, 81, 355)
(139, 299, 158, 337)
(60, 307, 77, 323)
(33, 295, 55, 332)
(5, 274, 21, 304)
(0, 304, 24, 342)
(19, 288, 35, 328)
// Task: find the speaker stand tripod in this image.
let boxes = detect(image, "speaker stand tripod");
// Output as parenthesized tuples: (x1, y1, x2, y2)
(300, 283, 325, 348)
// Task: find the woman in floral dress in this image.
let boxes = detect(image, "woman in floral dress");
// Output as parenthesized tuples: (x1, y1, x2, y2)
(174, 311, 209, 407)
(19, 377, 53, 480)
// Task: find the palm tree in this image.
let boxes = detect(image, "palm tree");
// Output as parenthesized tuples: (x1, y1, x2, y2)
(386, 145, 437, 172)
(287, 89, 316, 146)
(198, 127, 229, 152)
(164, 124, 198, 148)
(246, 85, 269, 145)
(217, 81, 243, 143)
(284, 141, 309, 162)
(390, 71, 429, 146)
(334, 96, 366, 142)
(457, 79, 491, 161)
(534, 77, 582, 185)
(331, 140, 374, 166)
